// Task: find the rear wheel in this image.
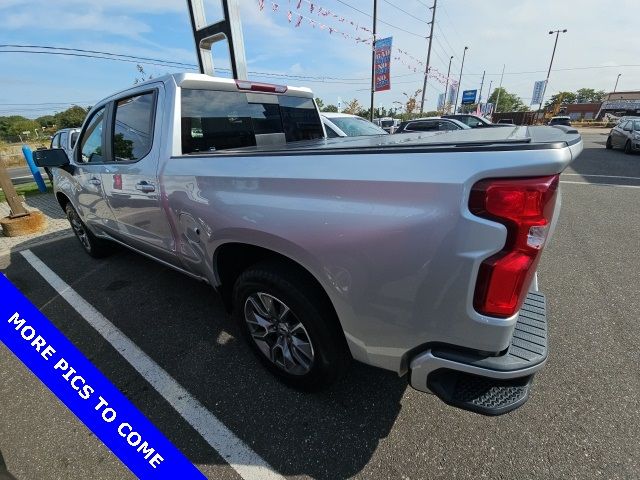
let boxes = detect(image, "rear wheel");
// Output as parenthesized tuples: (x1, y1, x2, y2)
(65, 203, 113, 258)
(624, 140, 633, 154)
(233, 261, 350, 391)
(605, 136, 612, 149)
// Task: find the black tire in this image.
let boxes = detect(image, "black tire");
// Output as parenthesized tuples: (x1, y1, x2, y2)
(605, 136, 612, 149)
(65, 203, 113, 258)
(233, 261, 351, 391)
(624, 140, 633, 154)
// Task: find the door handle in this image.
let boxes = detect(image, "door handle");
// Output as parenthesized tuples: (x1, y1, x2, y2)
(89, 177, 101, 186)
(135, 181, 155, 193)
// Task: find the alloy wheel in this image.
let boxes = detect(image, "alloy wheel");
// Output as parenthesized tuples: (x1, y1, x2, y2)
(244, 292, 315, 375)
(68, 210, 91, 251)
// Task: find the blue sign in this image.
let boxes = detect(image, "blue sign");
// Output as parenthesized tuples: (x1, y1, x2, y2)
(0, 273, 205, 479)
(374, 36, 393, 92)
(461, 89, 477, 105)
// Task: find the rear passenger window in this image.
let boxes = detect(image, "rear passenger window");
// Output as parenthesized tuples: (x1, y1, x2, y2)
(180, 89, 324, 154)
(113, 92, 155, 162)
(407, 121, 438, 132)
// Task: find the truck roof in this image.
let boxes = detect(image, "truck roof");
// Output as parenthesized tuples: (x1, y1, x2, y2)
(192, 125, 581, 156)
(101, 73, 314, 103)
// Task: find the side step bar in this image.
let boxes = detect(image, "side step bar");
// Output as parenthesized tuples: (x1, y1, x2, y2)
(409, 292, 548, 415)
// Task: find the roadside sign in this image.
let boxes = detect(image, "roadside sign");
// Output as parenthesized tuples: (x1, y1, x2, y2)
(461, 89, 477, 105)
(531, 80, 546, 105)
(374, 36, 392, 92)
(437, 93, 445, 110)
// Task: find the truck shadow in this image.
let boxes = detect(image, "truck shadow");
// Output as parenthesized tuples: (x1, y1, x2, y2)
(3, 236, 406, 479)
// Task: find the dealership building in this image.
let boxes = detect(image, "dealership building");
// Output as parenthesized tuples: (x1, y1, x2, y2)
(595, 91, 640, 119)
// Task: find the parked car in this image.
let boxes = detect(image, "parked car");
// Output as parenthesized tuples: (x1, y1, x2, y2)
(394, 117, 469, 133)
(34, 73, 584, 415)
(322, 112, 388, 137)
(375, 116, 399, 133)
(548, 116, 571, 127)
(442, 114, 509, 128)
(606, 118, 640, 153)
(497, 119, 515, 125)
(50, 128, 81, 160)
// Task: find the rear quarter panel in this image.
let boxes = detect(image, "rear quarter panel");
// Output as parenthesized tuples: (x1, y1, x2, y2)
(160, 142, 579, 372)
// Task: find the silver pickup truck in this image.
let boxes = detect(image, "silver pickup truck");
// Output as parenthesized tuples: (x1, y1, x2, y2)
(34, 73, 583, 415)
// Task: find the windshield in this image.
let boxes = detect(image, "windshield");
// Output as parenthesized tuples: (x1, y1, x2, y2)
(634, 121, 640, 130)
(380, 120, 394, 127)
(331, 116, 388, 136)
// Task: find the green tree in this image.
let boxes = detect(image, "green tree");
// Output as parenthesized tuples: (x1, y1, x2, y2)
(314, 97, 324, 110)
(322, 104, 338, 113)
(544, 91, 576, 109)
(576, 88, 606, 103)
(343, 98, 361, 115)
(393, 89, 422, 118)
(488, 88, 528, 112)
(54, 105, 89, 129)
(7, 118, 40, 139)
(35, 115, 56, 128)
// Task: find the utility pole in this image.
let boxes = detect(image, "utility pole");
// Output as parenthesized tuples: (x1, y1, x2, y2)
(614, 73, 622, 93)
(478, 70, 485, 103)
(369, 0, 378, 121)
(453, 46, 468, 114)
(443, 55, 453, 113)
(537, 28, 567, 123)
(419, 0, 437, 114)
(494, 64, 505, 113)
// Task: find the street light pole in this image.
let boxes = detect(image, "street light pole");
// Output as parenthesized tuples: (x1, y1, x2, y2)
(614, 73, 622, 93)
(453, 46, 468, 114)
(537, 28, 567, 123)
(443, 55, 453, 113)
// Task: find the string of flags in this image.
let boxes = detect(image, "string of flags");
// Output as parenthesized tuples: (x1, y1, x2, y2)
(257, 0, 458, 88)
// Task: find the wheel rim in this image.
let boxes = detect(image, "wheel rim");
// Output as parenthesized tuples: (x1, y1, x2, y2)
(68, 210, 91, 251)
(244, 292, 315, 375)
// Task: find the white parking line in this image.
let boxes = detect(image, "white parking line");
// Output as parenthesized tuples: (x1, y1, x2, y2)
(562, 173, 640, 181)
(20, 249, 284, 480)
(560, 181, 640, 189)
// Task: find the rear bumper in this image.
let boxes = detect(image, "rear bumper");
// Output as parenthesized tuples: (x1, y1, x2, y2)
(409, 292, 548, 415)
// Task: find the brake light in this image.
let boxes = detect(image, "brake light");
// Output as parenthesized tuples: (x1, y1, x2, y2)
(469, 175, 559, 317)
(235, 80, 287, 93)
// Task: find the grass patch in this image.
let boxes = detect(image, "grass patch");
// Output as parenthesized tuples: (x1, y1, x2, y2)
(0, 181, 52, 203)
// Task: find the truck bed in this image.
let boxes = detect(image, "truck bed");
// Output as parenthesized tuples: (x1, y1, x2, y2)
(187, 125, 581, 156)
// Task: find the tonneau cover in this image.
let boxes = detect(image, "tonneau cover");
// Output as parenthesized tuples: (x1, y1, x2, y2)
(198, 125, 581, 156)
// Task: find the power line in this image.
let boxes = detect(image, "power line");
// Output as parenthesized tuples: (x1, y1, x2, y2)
(382, 0, 428, 24)
(333, 0, 426, 38)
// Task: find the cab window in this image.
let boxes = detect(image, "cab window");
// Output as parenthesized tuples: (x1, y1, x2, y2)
(112, 92, 156, 162)
(79, 107, 106, 163)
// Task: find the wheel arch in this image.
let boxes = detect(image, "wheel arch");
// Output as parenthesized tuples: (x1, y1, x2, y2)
(213, 242, 352, 351)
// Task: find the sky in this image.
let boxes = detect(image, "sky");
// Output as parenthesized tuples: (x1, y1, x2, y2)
(1, 0, 638, 118)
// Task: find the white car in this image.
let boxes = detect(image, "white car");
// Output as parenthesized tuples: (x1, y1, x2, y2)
(322, 112, 388, 138)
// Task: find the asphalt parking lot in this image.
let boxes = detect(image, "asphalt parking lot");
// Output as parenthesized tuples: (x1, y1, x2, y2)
(1, 130, 638, 480)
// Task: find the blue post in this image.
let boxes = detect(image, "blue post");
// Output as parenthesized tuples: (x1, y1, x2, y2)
(21, 145, 47, 192)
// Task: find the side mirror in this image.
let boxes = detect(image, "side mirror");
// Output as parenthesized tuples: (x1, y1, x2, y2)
(32, 148, 70, 167)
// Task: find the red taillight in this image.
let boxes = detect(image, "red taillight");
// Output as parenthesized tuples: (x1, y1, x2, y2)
(469, 175, 559, 317)
(235, 80, 287, 93)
